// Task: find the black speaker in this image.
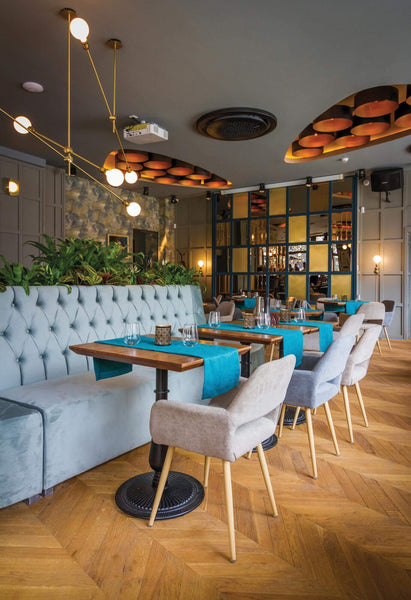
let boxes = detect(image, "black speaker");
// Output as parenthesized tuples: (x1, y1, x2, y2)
(371, 168, 403, 193)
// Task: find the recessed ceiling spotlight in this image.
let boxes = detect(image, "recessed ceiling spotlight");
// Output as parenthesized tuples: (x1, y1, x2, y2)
(22, 81, 44, 93)
(339, 156, 349, 163)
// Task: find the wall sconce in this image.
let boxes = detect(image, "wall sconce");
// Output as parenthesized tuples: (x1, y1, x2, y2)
(373, 254, 382, 275)
(4, 179, 19, 196)
(197, 260, 204, 276)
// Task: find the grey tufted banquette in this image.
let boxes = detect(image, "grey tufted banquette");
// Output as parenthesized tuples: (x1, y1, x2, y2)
(0, 285, 207, 508)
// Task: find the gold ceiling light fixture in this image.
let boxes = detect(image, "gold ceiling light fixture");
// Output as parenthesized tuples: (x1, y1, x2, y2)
(0, 8, 141, 216)
(313, 104, 353, 132)
(353, 85, 399, 118)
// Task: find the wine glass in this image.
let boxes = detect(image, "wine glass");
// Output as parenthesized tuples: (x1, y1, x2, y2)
(295, 308, 305, 323)
(123, 322, 141, 345)
(182, 323, 199, 346)
(208, 311, 221, 328)
(256, 311, 270, 329)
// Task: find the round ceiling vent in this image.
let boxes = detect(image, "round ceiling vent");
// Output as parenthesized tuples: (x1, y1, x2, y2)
(196, 107, 277, 141)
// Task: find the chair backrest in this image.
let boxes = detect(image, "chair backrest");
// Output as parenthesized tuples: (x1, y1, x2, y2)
(382, 300, 396, 326)
(312, 335, 356, 384)
(339, 313, 365, 336)
(341, 326, 382, 386)
(286, 296, 297, 309)
(213, 295, 222, 306)
(356, 301, 385, 323)
(216, 300, 235, 321)
(227, 355, 296, 428)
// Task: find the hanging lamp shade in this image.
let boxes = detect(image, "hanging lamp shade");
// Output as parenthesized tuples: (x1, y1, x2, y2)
(140, 169, 166, 178)
(405, 84, 411, 105)
(167, 160, 194, 176)
(187, 167, 211, 181)
(115, 159, 143, 171)
(298, 125, 334, 148)
(179, 178, 197, 186)
(155, 176, 179, 184)
(291, 141, 323, 158)
(313, 104, 353, 132)
(204, 175, 227, 188)
(116, 150, 148, 164)
(354, 85, 399, 117)
(394, 102, 411, 129)
(335, 127, 369, 147)
(350, 114, 391, 136)
(143, 154, 172, 170)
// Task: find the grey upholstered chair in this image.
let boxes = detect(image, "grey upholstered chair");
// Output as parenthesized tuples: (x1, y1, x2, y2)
(148, 355, 296, 563)
(303, 313, 364, 354)
(213, 294, 222, 307)
(278, 335, 356, 479)
(216, 300, 235, 322)
(340, 325, 382, 443)
(316, 298, 339, 323)
(382, 300, 396, 350)
(357, 302, 385, 354)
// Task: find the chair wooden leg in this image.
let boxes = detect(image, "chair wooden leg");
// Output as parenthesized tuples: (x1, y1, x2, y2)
(323, 402, 340, 456)
(377, 339, 382, 355)
(305, 408, 318, 479)
(204, 456, 211, 487)
(278, 404, 286, 438)
(312, 407, 317, 416)
(383, 326, 392, 350)
(222, 460, 236, 563)
(291, 407, 301, 429)
(256, 444, 278, 517)
(148, 446, 175, 527)
(245, 449, 253, 460)
(342, 385, 354, 444)
(354, 382, 369, 428)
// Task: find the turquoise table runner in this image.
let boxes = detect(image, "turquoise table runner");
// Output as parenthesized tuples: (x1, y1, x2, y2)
(201, 323, 303, 367)
(345, 300, 367, 315)
(242, 298, 256, 309)
(94, 337, 240, 399)
(298, 320, 333, 352)
(270, 308, 318, 313)
(324, 303, 345, 313)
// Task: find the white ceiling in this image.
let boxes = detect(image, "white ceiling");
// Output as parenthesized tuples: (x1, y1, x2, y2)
(1, 0, 410, 199)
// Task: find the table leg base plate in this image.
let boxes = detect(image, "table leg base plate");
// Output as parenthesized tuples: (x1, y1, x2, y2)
(115, 471, 204, 520)
(283, 406, 306, 426)
(252, 433, 278, 453)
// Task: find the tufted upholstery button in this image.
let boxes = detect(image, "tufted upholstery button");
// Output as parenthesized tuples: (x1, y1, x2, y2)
(69, 324, 73, 328)
(0, 331, 3, 336)
(11, 302, 15, 308)
(89, 321, 94, 327)
(49, 326, 53, 332)
(123, 318, 127, 323)
(26, 329, 31, 334)
(106, 319, 111, 325)
(16, 357, 20, 363)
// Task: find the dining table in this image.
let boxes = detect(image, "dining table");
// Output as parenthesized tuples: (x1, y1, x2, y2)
(70, 338, 251, 521)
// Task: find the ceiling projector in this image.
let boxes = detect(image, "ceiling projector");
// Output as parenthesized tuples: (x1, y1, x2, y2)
(123, 121, 168, 144)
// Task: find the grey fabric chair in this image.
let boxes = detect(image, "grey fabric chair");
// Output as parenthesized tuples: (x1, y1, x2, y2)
(357, 301, 385, 354)
(303, 313, 364, 354)
(148, 354, 296, 562)
(316, 298, 339, 323)
(217, 300, 235, 322)
(278, 335, 356, 479)
(213, 294, 222, 306)
(382, 300, 396, 350)
(340, 325, 382, 443)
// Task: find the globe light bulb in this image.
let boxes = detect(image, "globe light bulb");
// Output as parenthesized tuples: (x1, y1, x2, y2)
(373, 255, 382, 265)
(125, 170, 138, 184)
(13, 116, 32, 134)
(105, 168, 124, 187)
(197, 260, 204, 268)
(8, 180, 19, 194)
(126, 202, 141, 217)
(70, 17, 89, 43)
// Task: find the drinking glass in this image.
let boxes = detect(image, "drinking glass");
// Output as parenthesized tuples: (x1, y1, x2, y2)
(123, 322, 141, 345)
(182, 323, 199, 346)
(295, 308, 305, 323)
(208, 311, 221, 328)
(256, 311, 270, 329)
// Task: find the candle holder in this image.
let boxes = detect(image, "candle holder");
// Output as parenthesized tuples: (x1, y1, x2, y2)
(155, 324, 171, 345)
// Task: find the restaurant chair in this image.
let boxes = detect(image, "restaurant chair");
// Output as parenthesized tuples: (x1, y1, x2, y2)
(316, 297, 339, 323)
(340, 325, 382, 443)
(278, 335, 356, 479)
(356, 302, 385, 355)
(217, 300, 235, 322)
(286, 296, 297, 309)
(148, 355, 296, 563)
(303, 313, 364, 354)
(213, 294, 222, 307)
(381, 300, 396, 350)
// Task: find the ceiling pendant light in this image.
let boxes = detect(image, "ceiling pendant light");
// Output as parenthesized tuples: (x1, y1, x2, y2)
(167, 160, 194, 176)
(69, 17, 89, 43)
(126, 201, 141, 217)
(350, 114, 391, 136)
(394, 102, 411, 129)
(354, 85, 399, 118)
(313, 104, 353, 132)
(13, 115, 32, 134)
(106, 168, 124, 187)
(298, 125, 334, 148)
(124, 170, 138, 184)
(335, 128, 369, 147)
(291, 141, 323, 158)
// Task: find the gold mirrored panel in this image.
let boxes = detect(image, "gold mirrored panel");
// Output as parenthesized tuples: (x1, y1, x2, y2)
(232, 192, 248, 219)
(233, 220, 248, 245)
(250, 219, 267, 245)
(268, 245, 286, 272)
(289, 185, 307, 213)
(269, 217, 287, 243)
(216, 248, 230, 272)
(289, 215, 307, 243)
(269, 188, 286, 215)
(331, 212, 352, 240)
(216, 222, 230, 246)
(232, 247, 248, 272)
(310, 214, 328, 241)
(331, 243, 352, 272)
(250, 247, 267, 272)
(310, 182, 329, 212)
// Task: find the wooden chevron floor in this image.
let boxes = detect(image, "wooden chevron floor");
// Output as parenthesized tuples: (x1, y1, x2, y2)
(1, 339, 410, 599)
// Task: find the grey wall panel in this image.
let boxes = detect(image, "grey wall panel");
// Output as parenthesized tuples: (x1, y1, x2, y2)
(362, 211, 380, 240)
(22, 198, 41, 234)
(0, 196, 19, 231)
(359, 275, 378, 302)
(383, 241, 403, 273)
(0, 233, 19, 262)
(382, 209, 403, 240)
(381, 275, 402, 304)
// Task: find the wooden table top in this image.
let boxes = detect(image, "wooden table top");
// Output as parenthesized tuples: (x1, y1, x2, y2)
(70, 339, 251, 373)
(320, 300, 347, 306)
(197, 321, 319, 346)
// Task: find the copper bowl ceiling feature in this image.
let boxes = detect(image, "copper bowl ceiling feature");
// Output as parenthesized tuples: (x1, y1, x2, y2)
(167, 160, 194, 176)
(312, 104, 353, 133)
(291, 141, 323, 158)
(298, 125, 334, 148)
(179, 179, 198, 186)
(115, 160, 144, 171)
(116, 149, 149, 163)
(143, 154, 173, 170)
(187, 167, 211, 181)
(155, 176, 179, 184)
(204, 176, 228, 188)
(140, 169, 166, 178)
(196, 107, 277, 140)
(350, 114, 391, 136)
(353, 85, 399, 118)
(335, 128, 370, 147)
(394, 102, 411, 129)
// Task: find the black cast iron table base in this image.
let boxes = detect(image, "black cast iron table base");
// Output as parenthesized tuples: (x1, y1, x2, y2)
(283, 406, 306, 426)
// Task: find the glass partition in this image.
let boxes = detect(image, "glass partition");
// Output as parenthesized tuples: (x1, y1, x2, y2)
(232, 220, 248, 245)
(216, 221, 230, 246)
(269, 217, 287, 243)
(289, 185, 307, 213)
(309, 213, 328, 241)
(250, 218, 267, 245)
(269, 187, 286, 215)
(331, 243, 351, 272)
